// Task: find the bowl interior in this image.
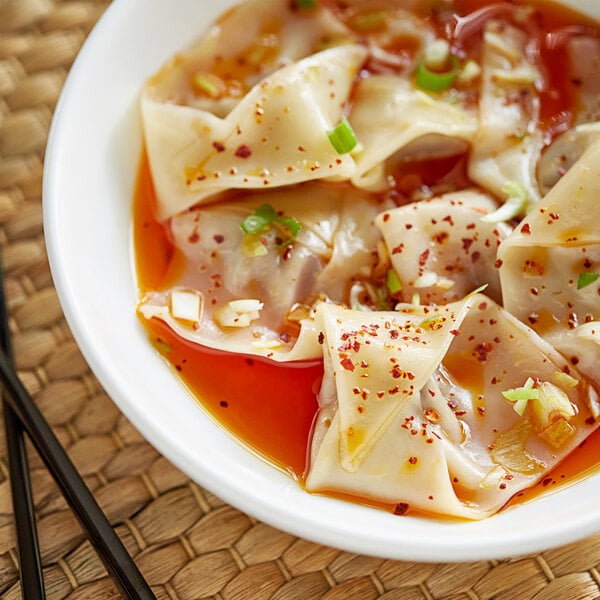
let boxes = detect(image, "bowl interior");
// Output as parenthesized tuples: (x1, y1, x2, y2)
(43, 0, 600, 562)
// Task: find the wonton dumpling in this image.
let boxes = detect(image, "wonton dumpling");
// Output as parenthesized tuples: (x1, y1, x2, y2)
(142, 44, 367, 219)
(145, 0, 355, 119)
(138, 182, 390, 361)
(375, 191, 511, 304)
(306, 296, 598, 520)
(349, 76, 477, 191)
(498, 141, 600, 386)
(469, 21, 543, 206)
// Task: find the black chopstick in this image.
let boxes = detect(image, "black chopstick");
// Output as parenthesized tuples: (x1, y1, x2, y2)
(0, 263, 156, 599)
(0, 257, 46, 599)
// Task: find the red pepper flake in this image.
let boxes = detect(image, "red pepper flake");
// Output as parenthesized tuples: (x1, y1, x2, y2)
(392, 243, 404, 255)
(466, 223, 476, 230)
(318, 332, 324, 345)
(219, 400, 229, 408)
(340, 357, 355, 372)
(419, 249, 430, 266)
(523, 260, 545, 276)
(188, 232, 200, 244)
(462, 238, 474, 252)
(297, 145, 306, 152)
(434, 231, 449, 244)
(408, 456, 418, 465)
(405, 224, 413, 230)
(471, 251, 481, 263)
(474, 341, 493, 363)
(382, 213, 390, 222)
(424, 408, 440, 423)
(393, 502, 410, 516)
(521, 223, 531, 235)
(212, 141, 226, 153)
(235, 144, 252, 158)
(213, 234, 224, 244)
(450, 329, 460, 336)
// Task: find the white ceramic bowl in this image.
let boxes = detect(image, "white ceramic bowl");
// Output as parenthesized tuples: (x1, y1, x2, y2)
(43, 0, 600, 562)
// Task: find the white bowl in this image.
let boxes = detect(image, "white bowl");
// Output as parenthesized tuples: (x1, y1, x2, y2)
(43, 0, 600, 562)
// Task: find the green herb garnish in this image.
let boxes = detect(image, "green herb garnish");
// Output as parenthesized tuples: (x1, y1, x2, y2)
(240, 204, 301, 254)
(577, 272, 600, 290)
(415, 54, 460, 92)
(294, 0, 317, 8)
(386, 269, 403, 295)
(327, 116, 358, 155)
(482, 180, 529, 223)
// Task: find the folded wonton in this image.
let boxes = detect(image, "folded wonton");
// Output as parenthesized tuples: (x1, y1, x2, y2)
(348, 76, 477, 191)
(142, 43, 367, 219)
(498, 141, 600, 387)
(306, 295, 598, 519)
(469, 21, 543, 207)
(375, 190, 512, 304)
(138, 182, 390, 361)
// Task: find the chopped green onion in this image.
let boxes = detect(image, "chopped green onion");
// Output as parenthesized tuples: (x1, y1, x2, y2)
(327, 116, 358, 154)
(240, 204, 301, 253)
(386, 269, 403, 295)
(502, 377, 539, 416)
(415, 54, 460, 92)
(242, 233, 269, 257)
(240, 204, 277, 234)
(275, 216, 302, 247)
(420, 314, 444, 329)
(466, 283, 489, 298)
(577, 272, 600, 290)
(481, 180, 529, 223)
(193, 73, 225, 98)
(294, 0, 317, 8)
(351, 11, 386, 32)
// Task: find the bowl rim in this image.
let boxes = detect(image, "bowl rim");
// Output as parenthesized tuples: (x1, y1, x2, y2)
(42, 0, 600, 563)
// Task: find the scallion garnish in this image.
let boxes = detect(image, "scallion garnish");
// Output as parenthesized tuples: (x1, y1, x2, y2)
(577, 272, 600, 290)
(386, 269, 403, 295)
(327, 116, 358, 155)
(415, 54, 460, 92)
(351, 11, 386, 32)
(275, 216, 302, 247)
(240, 204, 301, 253)
(481, 180, 529, 223)
(193, 72, 225, 99)
(240, 203, 277, 234)
(294, 0, 317, 8)
(502, 377, 539, 416)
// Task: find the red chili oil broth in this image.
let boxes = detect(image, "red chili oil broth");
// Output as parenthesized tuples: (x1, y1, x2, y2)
(133, 0, 600, 516)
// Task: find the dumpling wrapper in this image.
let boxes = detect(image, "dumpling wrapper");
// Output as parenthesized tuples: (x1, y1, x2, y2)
(348, 75, 477, 191)
(498, 141, 600, 386)
(138, 182, 390, 361)
(142, 43, 367, 219)
(375, 190, 511, 304)
(306, 295, 598, 520)
(469, 21, 543, 206)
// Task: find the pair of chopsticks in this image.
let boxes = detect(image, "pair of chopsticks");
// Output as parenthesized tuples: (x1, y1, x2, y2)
(0, 259, 156, 598)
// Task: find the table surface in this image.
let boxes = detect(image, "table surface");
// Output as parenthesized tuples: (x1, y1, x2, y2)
(1, 1, 600, 598)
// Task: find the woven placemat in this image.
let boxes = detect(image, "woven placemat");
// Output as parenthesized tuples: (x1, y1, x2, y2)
(1, 1, 600, 598)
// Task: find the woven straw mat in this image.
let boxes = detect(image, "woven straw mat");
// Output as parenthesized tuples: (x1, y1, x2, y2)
(2, 1, 600, 598)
